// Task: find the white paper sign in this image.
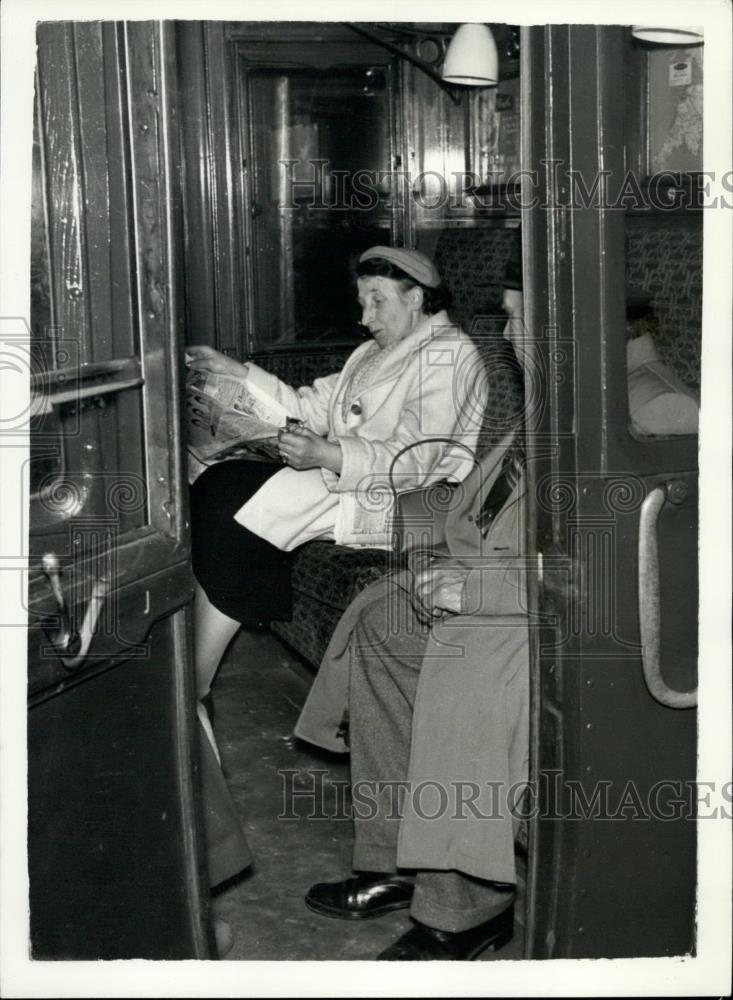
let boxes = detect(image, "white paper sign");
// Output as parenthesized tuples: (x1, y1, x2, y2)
(670, 57, 692, 86)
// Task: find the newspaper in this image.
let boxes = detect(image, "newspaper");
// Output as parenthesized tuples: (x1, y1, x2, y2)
(185, 367, 294, 481)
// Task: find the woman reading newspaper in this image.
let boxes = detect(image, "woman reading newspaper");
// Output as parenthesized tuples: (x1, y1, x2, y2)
(186, 247, 487, 936)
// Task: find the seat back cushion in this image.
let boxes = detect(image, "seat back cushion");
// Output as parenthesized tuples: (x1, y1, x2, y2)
(434, 227, 525, 456)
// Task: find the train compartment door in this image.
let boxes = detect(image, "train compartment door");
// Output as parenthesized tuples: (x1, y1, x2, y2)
(25, 22, 210, 959)
(524, 25, 699, 959)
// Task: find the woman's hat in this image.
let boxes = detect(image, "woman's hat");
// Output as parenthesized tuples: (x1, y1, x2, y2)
(359, 246, 441, 288)
(503, 232, 523, 290)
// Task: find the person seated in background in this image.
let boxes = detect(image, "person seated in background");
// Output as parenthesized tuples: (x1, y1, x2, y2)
(626, 289, 699, 437)
(186, 247, 488, 917)
(296, 239, 529, 961)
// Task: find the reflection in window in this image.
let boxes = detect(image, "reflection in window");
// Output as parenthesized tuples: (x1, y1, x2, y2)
(29, 62, 149, 546)
(245, 65, 395, 347)
(625, 288, 699, 438)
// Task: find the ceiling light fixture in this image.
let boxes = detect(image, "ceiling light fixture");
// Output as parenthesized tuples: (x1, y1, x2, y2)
(631, 25, 704, 45)
(442, 23, 499, 86)
(345, 23, 508, 104)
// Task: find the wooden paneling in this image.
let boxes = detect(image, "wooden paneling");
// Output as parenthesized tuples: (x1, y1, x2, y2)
(125, 20, 187, 539)
(176, 22, 242, 356)
(204, 24, 241, 355)
(36, 24, 89, 362)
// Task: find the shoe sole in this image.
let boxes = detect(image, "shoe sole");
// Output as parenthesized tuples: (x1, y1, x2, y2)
(466, 925, 514, 960)
(377, 919, 514, 960)
(304, 895, 413, 921)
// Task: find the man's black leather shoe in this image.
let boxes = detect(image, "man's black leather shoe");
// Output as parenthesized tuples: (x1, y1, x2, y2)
(305, 873, 414, 920)
(377, 904, 514, 960)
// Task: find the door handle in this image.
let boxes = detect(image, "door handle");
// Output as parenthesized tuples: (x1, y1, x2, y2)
(637, 487, 697, 709)
(41, 553, 111, 670)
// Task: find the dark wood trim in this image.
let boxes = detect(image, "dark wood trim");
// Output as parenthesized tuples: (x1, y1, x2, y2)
(204, 22, 242, 356)
(177, 22, 219, 351)
(126, 21, 184, 542)
(524, 22, 577, 961)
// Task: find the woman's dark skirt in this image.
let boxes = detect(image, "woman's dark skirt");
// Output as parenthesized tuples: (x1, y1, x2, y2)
(190, 459, 294, 627)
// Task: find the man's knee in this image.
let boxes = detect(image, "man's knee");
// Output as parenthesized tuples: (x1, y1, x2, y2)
(353, 589, 399, 651)
(352, 586, 428, 670)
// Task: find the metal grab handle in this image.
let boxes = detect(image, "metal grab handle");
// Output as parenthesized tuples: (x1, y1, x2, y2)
(41, 553, 111, 670)
(637, 488, 697, 709)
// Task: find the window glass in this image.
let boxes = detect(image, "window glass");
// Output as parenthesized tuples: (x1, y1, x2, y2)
(623, 34, 702, 440)
(29, 63, 149, 550)
(246, 65, 393, 346)
(624, 222, 701, 440)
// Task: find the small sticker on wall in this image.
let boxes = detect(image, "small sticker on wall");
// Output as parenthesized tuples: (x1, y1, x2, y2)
(669, 59, 692, 87)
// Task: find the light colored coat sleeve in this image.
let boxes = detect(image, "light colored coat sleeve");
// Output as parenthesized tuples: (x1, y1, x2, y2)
(462, 559, 528, 618)
(244, 361, 341, 436)
(628, 365, 699, 436)
(452, 465, 528, 619)
(324, 336, 487, 495)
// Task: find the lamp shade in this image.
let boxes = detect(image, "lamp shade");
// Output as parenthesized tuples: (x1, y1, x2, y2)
(442, 23, 499, 86)
(631, 25, 704, 44)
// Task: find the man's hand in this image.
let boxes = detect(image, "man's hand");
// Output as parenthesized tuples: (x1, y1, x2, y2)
(277, 425, 343, 474)
(187, 345, 250, 380)
(413, 561, 468, 617)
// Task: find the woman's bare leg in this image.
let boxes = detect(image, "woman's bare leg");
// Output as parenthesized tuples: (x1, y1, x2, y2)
(194, 581, 241, 700)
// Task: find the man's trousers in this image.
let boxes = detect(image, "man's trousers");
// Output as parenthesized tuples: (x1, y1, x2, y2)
(348, 586, 515, 933)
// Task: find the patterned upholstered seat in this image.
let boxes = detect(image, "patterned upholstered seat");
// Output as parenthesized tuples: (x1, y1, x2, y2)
(247, 348, 350, 389)
(270, 543, 397, 667)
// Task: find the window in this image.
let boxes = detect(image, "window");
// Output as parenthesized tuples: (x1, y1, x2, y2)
(622, 30, 703, 441)
(29, 59, 149, 550)
(237, 38, 404, 349)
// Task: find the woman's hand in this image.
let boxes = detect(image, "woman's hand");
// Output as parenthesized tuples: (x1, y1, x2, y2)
(277, 426, 343, 474)
(187, 345, 250, 380)
(413, 561, 468, 617)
